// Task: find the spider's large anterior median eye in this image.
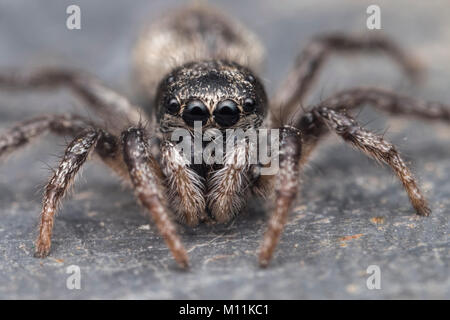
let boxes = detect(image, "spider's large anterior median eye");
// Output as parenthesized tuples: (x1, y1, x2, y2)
(166, 97, 180, 114)
(214, 99, 240, 127)
(182, 99, 210, 126)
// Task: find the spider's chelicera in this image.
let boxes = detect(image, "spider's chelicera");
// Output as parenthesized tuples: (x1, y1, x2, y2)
(0, 4, 449, 268)
(169, 120, 280, 173)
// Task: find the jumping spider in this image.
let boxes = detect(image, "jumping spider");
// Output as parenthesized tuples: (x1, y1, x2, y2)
(0, 4, 449, 268)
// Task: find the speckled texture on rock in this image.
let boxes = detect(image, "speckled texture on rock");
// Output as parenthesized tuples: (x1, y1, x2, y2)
(0, 0, 448, 299)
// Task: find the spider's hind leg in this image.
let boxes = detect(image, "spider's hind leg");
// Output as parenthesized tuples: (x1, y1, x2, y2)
(0, 69, 148, 131)
(0, 114, 91, 160)
(319, 87, 450, 122)
(272, 33, 422, 126)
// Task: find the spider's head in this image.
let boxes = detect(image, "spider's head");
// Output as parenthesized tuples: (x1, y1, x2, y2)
(155, 60, 267, 133)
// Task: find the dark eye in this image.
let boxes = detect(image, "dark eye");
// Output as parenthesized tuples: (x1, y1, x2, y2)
(214, 99, 240, 127)
(166, 97, 180, 114)
(246, 74, 255, 82)
(182, 99, 210, 126)
(243, 98, 256, 112)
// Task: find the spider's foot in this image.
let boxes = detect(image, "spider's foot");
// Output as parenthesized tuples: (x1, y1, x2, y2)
(258, 246, 273, 268)
(34, 240, 51, 258)
(173, 250, 190, 269)
(411, 198, 432, 217)
(258, 255, 270, 269)
(416, 205, 432, 217)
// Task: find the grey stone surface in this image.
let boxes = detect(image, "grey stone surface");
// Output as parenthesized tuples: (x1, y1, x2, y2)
(0, 0, 448, 299)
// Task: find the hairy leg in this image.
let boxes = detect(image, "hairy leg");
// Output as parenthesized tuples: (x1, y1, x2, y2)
(0, 114, 89, 159)
(271, 33, 422, 126)
(160, 140, 206, 226)
(0, 69, 148, 131)
(35, 129, 101, 257)
(299, 106, 430, 216)
(258, 126, 302, 267)
(122, 127, 188, 268)
(318, 87, 450, 121)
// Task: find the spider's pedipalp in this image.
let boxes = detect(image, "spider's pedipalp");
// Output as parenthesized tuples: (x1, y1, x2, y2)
(122, 127, 189, 268)
(160, 140, 206, 226)
(271, 33, 423, 126)
(206, 134, 252, 223)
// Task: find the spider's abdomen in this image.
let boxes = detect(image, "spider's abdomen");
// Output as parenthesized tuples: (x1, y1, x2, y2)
(133, 3, 265, 103)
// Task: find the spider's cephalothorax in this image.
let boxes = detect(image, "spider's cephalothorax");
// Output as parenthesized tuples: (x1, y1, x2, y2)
(154, 60, 268, 135)
(0, 3, 449, 268)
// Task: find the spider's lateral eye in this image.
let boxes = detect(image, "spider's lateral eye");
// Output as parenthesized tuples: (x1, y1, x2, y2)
(243, 97, 256, 112)
(166, 97, 180, 114)
(246, 74, 255, 82)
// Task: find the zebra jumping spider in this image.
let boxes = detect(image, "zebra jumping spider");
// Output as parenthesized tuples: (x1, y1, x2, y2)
(0, 4, 449, 268)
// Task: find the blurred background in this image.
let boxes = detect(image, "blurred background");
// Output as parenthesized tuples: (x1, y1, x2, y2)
(0, 0, 448, 299)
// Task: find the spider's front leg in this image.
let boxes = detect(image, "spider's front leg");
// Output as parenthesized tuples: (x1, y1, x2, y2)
(34, 125, 130, 257)
(271, 33, 422, 126)
(0, 114, 132, 257)
(121, 128, 188, 268)
(258, 126, 303, 267)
